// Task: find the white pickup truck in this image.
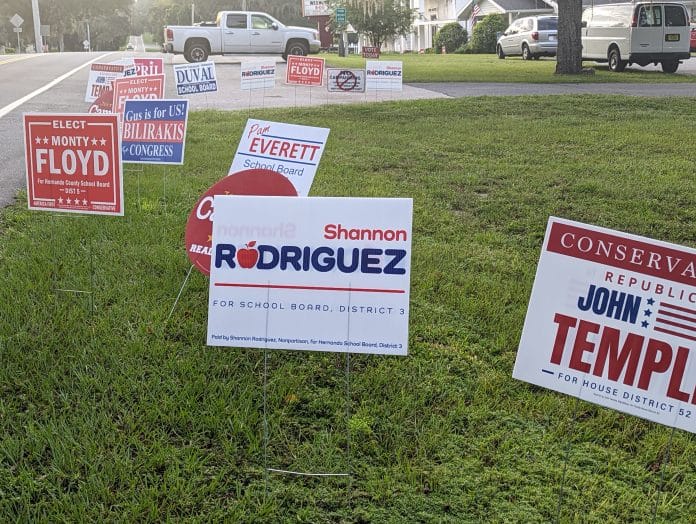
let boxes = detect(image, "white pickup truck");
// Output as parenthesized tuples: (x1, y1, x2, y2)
(164, 11, 321, 63)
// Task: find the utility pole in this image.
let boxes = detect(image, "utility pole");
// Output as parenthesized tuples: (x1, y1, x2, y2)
(191, 3, 195, 25)
(31, 0, 43, 53)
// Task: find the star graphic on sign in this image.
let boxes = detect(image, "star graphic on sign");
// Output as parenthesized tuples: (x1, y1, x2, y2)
(92, 138, 98, 146)
(34, 137, 42, 144)
(66, 198, 72, 205)
(43, 137, 49, 144)
(641, 320, 649, 328)
(58, 197, 64, 204)
(647, 298, 655, 306)
(82, 199, 88, 205)
(644, 309, 652, 317)
(99, 138, 107, 146)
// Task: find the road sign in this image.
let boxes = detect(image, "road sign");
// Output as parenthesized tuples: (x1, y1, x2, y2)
(336, 7, 347, 23)
(13, 27, 22, 33)
(10, 14, 24, 28)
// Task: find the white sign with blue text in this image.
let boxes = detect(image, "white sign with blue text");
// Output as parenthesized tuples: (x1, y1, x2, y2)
(228, 119, 330, 196)
(366, 61, 402, 91)
(207, 196, 413, 355)
(173, 61, 218, 95)
(240, 60, 276, 90)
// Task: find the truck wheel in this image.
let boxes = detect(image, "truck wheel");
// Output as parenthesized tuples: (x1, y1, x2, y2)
(661, 60, 679, 73)
(608, 47, 626, 72)
(184, 42, 209, 63)
(285, 41, 309, 57)
(496, 45, 505, 59)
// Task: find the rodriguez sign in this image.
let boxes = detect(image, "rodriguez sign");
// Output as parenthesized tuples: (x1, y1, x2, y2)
(207, 196, 413, 355)
(514, 217, 696, 433)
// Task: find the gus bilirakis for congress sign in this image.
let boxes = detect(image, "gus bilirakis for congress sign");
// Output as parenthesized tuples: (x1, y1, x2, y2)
(24, 114, 123, 216)
(122, 99, 189, 165)
(514, 217, 696, 433)
(207, 196, 413, 355)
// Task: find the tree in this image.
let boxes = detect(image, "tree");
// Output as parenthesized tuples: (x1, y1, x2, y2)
(555, 0, 583, 74)
(434, 22, 467, 54)
(466, 14, 506, 53)
(340, 0, 414, 49)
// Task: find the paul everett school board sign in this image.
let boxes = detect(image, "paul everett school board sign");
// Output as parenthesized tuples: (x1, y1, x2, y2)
(366, 61, 402, 91)
(240, 60, 276, 90)
(111, 74, 165, 123)
(514, 217, 696, 433)
(207, 196, 413, 355)
(174, 61, 218, 95)
(228, 119, 330, 196)
(24, 114, 123, 216)
(285, 55, 324, 86)
(121, 99, 189, 165)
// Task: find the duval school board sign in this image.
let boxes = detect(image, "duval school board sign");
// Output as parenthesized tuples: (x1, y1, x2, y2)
(514, 217, 696, 433)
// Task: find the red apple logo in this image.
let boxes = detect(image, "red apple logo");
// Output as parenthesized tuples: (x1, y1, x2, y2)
(236, 241, 259, 268)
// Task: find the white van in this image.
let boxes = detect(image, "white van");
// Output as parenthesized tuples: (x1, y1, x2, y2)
(581, 2, 691, 73)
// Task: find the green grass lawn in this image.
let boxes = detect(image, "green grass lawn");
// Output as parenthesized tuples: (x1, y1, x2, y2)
(323, 52, 696, 83)
(1, 96, 695, 522)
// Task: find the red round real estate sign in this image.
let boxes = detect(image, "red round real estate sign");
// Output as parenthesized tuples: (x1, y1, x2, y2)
(23, 113, 123, 215)
(185, 168, 297, 275)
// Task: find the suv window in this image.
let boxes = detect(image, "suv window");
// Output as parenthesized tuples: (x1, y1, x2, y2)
(226, 14, 247, 29)
(538, 18, 557, 31)
(664, 5, 687, 27)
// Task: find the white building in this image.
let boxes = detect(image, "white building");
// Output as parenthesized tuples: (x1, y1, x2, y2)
(386, 0, 696, 53)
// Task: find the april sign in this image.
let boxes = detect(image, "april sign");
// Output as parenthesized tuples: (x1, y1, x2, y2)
(121, 99, 189, 165)
(174, 61, 217, 95)
(207, 196, 413, 355)
(24, 114, 123, 215)
(514, 217, 696, 433)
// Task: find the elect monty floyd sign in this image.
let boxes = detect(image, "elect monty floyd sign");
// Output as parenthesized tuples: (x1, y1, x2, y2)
(514, 217, 696, 433)
(207, 196, 413, 355)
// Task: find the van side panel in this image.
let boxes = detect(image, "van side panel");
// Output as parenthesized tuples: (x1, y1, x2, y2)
(582, 4, 633, 60)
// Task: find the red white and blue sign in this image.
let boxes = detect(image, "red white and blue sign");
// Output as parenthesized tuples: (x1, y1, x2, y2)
(514, 217, 696, 433)
(207, 196, 413, 355)
(121, 99, 189, 165)
(173, 61, 218, 95)
(228, 119, 329, 197)
(23, 113, 123, 216)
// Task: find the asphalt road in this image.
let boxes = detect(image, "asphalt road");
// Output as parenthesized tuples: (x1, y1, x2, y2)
(1, 50, 696, 208)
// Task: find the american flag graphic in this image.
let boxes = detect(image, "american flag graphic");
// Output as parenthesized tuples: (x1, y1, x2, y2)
(654, 301, 696, 343)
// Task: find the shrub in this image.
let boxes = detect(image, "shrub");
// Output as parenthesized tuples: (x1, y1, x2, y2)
(465, 14, 507, 53)
(434, 22, 467, 54)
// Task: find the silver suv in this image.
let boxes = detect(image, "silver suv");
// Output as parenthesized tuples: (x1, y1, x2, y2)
(497, 16, 558, 60)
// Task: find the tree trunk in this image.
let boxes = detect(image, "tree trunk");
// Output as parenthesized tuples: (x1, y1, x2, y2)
(555, 0, 583, 74)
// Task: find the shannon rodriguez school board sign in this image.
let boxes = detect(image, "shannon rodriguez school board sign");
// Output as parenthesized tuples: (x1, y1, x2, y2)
(207, 196, 413, 355)
(514, 217, 696, 433)
(228, 119, 330, 197)
(23, 114, 123, 216)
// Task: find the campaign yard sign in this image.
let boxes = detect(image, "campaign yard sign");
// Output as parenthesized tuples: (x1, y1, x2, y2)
(327, 69, 365, 93)
(174, 61, 217, 95)
(366, 61, 402, 91)
(240, 60, 276, 90)
(134, 57, 164, 76)
(285, 55, 324, 86)
(121, 99, 189, 165)
(228, 119, 330, 197)
(514, 217, 696, 434)
(207, 196, 413, 355)
(111, 74, 165, 123)
(362, 46, 380, 59)
(24, 114, 123, 216)
(84, 61, 135, 103)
